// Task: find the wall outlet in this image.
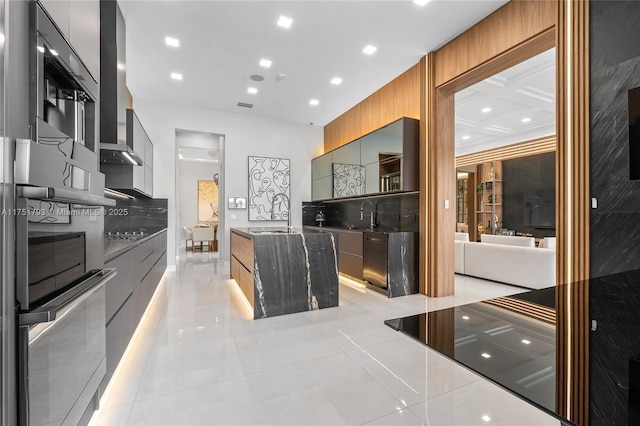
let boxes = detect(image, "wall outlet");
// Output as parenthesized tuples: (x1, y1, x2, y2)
(230, 213, 237, 220)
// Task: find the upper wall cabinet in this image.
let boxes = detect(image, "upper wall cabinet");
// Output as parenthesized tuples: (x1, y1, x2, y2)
(39, 0, 100, 79)
(311, 117, 419, 201)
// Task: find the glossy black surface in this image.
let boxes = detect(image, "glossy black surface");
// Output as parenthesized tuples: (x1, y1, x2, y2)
(385, 287, 558, 415)
(590, 1, 640, 278)
(386, 270, 640, 426)
(302, 192, 419, 232)
(104, 198, 168, 234)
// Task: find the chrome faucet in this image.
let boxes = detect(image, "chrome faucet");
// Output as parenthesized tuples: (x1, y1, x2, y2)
(360, 200, 376, 229)
(271, 193, 292, 231)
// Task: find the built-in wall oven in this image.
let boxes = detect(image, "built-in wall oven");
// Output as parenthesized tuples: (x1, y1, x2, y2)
(14, 3, 117, 425)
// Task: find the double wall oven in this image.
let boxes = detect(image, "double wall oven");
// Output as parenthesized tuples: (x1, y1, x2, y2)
(14, 3, 116, 425)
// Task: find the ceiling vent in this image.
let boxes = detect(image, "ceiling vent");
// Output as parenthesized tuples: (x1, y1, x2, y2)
(237, 102, 253, 108)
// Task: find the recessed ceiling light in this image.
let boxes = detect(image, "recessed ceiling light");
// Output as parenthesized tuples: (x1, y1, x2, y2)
(309, 99, 319, 106)
(165, 36, 180, 48)
(482, 415, 491, 422)
(331, 77, 343, 85)
(481, 353, 491, 359)
(277, 15, 293, 29)
(247, 87, 258, 94)
(171, 72, 183, 80)
(462, 315, 470, 320)
(462, 135, 470, 140)
(521, 117, 532, 123)
(49, 49, 58, 56)
(413, 0, 431, 5)
(37, 46, 45, 53)
(521, 339, 531, 344)
(481, 107, 492, 113)
(362, 44, 377, 55)
(259, 59, 272, 68)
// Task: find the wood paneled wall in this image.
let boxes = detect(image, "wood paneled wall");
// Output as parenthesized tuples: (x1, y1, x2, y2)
(323, 0, 590, 304)
(323, 63, 421, 151)
(556, 0, 590, 287)
(434, 0, 556, 87)
(555, 1, 590, 423)
(455, 136, 556, 168)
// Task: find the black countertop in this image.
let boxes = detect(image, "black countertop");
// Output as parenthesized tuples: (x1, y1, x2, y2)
(104, 228, 167, 263)
(385, 270, 640, 425)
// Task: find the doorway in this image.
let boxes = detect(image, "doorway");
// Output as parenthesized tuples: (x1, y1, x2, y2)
(175, 129, 225, 260)
(454, 48, 556, 243)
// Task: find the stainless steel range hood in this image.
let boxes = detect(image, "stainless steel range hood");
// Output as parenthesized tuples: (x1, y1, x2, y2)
(99, 0, 142, 166)
(100, 142, 142, 165)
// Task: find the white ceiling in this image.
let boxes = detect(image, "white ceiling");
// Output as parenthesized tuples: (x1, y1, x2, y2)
(455, 48, 556, 156)
(118, 0, 509, 127)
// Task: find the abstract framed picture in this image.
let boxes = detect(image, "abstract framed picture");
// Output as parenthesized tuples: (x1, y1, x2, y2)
(197, 179, 219, 222)
(332, 163, 365, 198)
(248, 156, 290, 221)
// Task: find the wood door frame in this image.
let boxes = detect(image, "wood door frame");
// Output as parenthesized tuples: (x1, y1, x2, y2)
(421, 0, 590, 298)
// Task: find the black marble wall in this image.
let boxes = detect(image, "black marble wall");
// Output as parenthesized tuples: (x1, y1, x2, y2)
(502, 152, 556, 238)
(590, 270, 640, 426)
(302, 192, 419, 232)
(590, 3, 640, 424)
(591, 1, 640, 278)
(252, 232, 339, 319)
(104, 198, 168, 234)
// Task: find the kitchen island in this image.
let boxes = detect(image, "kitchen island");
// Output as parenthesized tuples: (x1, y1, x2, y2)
(230, 227, 339, 319)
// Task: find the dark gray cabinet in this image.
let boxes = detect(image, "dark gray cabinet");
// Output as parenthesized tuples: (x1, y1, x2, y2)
(336, 230, 364, 280)
(40, 0, 100, 79)
(100, 230, 167, 395)
(311, 117, 419, 200)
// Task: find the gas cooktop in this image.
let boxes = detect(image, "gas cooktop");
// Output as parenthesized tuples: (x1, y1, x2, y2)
(104, 231, 146, 241)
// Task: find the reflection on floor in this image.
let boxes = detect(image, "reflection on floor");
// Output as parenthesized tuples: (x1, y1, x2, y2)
(90, 254, 561, 425)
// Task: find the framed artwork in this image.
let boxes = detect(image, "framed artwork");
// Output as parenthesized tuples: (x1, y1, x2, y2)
(197, 179, 219, 222)
(332, 163, 365, 197)
(228, 197, 247, 209)
(248, 156, 290, 221)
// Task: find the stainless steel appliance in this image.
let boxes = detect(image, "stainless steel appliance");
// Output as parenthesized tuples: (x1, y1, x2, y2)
(13, 3, 118, 425)
(30, 2, 98, 153)
(363, 231, 388, 290)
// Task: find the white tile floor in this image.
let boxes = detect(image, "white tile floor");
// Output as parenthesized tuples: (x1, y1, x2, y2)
(91, 252, 561, 426)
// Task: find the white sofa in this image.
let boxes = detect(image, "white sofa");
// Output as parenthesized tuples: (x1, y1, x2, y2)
(454, 232, 469, 274)
(455, 234, 556, 289)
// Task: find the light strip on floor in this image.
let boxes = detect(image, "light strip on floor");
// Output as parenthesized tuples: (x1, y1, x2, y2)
(339, 275, 367, 293)
(230, 279, 254, 318)
(89, 271, 169, 425)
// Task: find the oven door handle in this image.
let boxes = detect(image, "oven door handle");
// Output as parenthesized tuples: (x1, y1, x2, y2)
(17, 185, 116, 207)
(18, 306, 57, 326)
(19, 268, 116, 329)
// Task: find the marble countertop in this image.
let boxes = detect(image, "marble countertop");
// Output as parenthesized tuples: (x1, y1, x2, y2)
(231, 227, 307, 238)
(303, 225, 413, 233)
(104, 228, 167, 263)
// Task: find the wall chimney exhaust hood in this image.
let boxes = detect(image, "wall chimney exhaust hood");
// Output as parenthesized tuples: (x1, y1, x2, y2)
(99, 0, 142, 166)
(100, 142, 142, 165)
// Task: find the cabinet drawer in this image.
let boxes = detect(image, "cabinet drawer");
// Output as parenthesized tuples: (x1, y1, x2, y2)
(338, 252, 363, 280)
(337, 231, 363, 256)
(105, 254, 134, 322)
(105, 296, 134, 385)
(231, 232, 254, 272)
(238, 262, 254, 309)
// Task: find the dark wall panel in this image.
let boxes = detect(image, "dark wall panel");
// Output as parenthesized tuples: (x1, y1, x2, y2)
(591, 1, 640, 278)
(502, 152, 556, 238)
(590, 2, 640, 425)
